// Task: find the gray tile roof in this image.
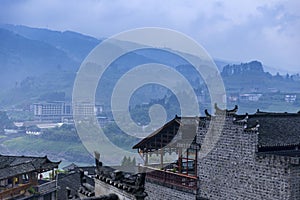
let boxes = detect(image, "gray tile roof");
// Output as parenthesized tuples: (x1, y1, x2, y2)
(57, 172, 82, 200)
(57, 168, 95, 200)
(237, 111, 300, 147)
(0, 154, 60, 179)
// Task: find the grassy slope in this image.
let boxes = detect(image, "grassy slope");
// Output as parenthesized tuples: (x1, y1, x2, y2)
(2, 135, 93, 164)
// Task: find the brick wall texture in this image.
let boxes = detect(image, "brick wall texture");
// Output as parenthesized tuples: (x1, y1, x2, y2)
(197, 115, 300, 200)
(145, 181, 196, 200)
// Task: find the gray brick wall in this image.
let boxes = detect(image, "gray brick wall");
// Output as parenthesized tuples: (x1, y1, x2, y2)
(94, 179, 138, 200)
(290, 165, 300, 199)
(145, 181, 196, 200)
(197, 115, 299, 200)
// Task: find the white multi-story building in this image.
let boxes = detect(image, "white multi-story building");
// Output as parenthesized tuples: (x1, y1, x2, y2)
(33, 101, 103, 122)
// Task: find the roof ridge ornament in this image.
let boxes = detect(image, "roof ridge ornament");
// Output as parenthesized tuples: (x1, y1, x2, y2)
(214, 103, 238, 115)
(204, 109, 212, 119)
(244, 120, 260, 132)
(256, 109, 268, 115)
(234, 113, 249, 124)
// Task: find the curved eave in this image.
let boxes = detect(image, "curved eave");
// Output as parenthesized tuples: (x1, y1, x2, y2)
(132, 117, 180, 149)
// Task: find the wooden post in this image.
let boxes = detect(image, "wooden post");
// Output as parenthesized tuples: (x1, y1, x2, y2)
(178, 147, 182, 173)
(186, 148, 189, 175)
(160, 149, 164, 169)
(52, 169, 55, 180)
(145, 152, 149, 165)
(12, 177, 15, 188)
(195, 149, 198, 177)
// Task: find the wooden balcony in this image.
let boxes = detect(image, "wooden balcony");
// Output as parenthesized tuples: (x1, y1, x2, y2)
(140, 166, 197, 193)
(0, 180, 56, 199)
(0, 182, 33, 200)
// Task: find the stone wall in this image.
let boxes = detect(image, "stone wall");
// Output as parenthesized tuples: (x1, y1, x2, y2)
(290, 165, 300, 199)
(197, 115, 297, 200)
(95, 179, 138, 200)
(144, 181, 196, 200)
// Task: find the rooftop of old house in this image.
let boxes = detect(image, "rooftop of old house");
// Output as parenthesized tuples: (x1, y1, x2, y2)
(0, 154, 60, 199)
(57, 169, 95, 199)
(133, 115, 200, 152)
(94, 161, 147, 199)
(235, 110, 300, 148)
(133, 104, 300, 165)
(0, 154, 60, 180)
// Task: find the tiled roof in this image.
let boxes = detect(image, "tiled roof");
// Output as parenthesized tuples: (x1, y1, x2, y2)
(237, 111, 300, 147)
(63, 164, 96, 175)
(132, 116, 181, 150)
(0, 162, 35, 180)
(133, 116, 199, 151)
(68, 194, 118, 200)
(95, 165, 147, 199)
(80, 194, 118, 200)
(57, 168, 95, 200)
(63, 163, 78, 171)
(57, 172, 81, 200)
(0, 154, 60, 179)
(132, 106, 300, 155)
(76, 166, 96, 175)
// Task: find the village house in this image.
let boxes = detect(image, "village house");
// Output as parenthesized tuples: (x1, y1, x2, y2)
(132, 104, 300, 200)
(0, 154, 60, 200)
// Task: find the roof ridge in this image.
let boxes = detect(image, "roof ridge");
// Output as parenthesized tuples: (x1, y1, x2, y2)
(0, 154, 47, 159)
(255, 109, 300, 115)
(235, 112, 300, 118)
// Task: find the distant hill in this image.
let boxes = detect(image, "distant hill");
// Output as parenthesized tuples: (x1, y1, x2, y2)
(0, 28, 77, 88)
(0, 24, 228, 92)
(0, 24, 101, 90)
(222, 61, 265, 76)
(0, 24, 299, 109)
(221, 61, 300, 93)
(0, 24, 100, 63)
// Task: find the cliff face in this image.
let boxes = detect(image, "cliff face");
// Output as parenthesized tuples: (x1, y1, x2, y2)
(221, 61, 264, 77)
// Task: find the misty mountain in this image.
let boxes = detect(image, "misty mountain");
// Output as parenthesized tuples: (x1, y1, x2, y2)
(0, 24, 100, 63)
(222, 61, 300, 93)
(0, 24, 299, 109)
(0, 28, 77, 89)
(0, 24, 102, 91)
(222, 61, 265, 76)
(0, 24, 228, 92)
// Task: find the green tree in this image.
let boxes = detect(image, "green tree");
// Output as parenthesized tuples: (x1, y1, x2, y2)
(121, 156, 136, 167)
(132, 157, 136, 166)
(0, 111, 15, 133)
(121, 156, 128, 166)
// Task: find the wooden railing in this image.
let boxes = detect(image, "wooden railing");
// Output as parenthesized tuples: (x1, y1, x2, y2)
(0, 180, 56, 199)
(0, 183, 33, 199)
(140, 166, 197, 191)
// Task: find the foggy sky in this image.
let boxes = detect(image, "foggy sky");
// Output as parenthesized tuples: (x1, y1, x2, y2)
(0, 0, 299, 73)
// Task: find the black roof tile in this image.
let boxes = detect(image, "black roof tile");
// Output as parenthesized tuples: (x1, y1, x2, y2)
(237, 111, 300, 147)
(0, 154, 60, 179)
